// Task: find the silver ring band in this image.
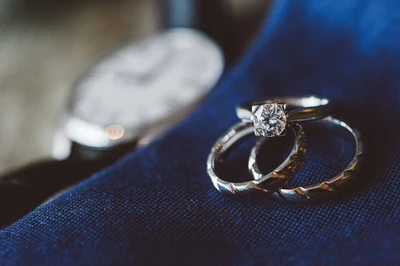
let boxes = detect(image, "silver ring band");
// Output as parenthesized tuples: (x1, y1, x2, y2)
(248, 116, 365, 203)
(236, 96, 333, 123)
(207, 122, 307, 201)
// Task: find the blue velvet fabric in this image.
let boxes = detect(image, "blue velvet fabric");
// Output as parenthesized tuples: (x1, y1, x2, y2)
(1, 0, 400, 264)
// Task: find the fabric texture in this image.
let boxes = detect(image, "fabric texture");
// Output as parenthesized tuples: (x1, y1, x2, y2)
(1, 0, 400, 264)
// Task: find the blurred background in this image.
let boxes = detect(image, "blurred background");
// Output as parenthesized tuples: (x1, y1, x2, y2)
(0, 0, 270, 175)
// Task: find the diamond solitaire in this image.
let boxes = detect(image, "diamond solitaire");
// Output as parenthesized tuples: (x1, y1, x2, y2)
(250, 104, 287, 137)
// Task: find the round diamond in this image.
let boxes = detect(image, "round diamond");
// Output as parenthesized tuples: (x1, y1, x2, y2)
(251, 104, 287, 137)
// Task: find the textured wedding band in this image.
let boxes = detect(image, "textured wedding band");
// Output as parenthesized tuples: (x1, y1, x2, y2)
(248, 116, 365, 203)
(236, 96, 333, 137)
(207, 122, 307, 201)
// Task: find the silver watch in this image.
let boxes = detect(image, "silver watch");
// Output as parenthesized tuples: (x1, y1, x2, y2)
(52, 28, 224, 160)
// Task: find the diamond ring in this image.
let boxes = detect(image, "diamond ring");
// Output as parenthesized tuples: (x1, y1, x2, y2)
(236, 96, 333, 137)
(248, 116, 365, 203)
(207, 122, 307, 201)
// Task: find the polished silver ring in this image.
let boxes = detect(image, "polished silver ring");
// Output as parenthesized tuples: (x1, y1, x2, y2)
(207, 122, 307, 201)
(236, 96, 333, 137)
(248, 116, 365, 203)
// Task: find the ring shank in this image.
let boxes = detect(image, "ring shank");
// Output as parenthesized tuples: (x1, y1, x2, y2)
(207, 122, 307, 201)
(249, 116, 365, 203)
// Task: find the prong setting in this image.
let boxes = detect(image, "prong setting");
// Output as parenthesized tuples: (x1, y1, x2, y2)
(251, 103, 287, 137)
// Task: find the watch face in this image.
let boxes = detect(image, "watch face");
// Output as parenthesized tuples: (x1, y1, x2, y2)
(65, 28, 224, 148)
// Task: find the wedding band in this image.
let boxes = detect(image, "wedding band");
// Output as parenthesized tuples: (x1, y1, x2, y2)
(236, 96, 333, 137)
(248, 116, 365, 203)
(207, 122, 307, 201)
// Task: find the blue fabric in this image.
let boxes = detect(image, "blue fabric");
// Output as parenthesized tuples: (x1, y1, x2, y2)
(1, 0, 400, 264)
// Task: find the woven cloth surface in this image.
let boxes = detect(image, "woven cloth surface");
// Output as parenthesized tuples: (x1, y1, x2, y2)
(1, 0, 400, 265)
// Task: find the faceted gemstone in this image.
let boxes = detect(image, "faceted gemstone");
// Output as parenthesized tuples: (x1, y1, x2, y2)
(251, 104, 287, 137)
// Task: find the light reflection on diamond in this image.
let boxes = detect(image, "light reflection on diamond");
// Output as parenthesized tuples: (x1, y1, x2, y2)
(251, 104, 287, 137)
